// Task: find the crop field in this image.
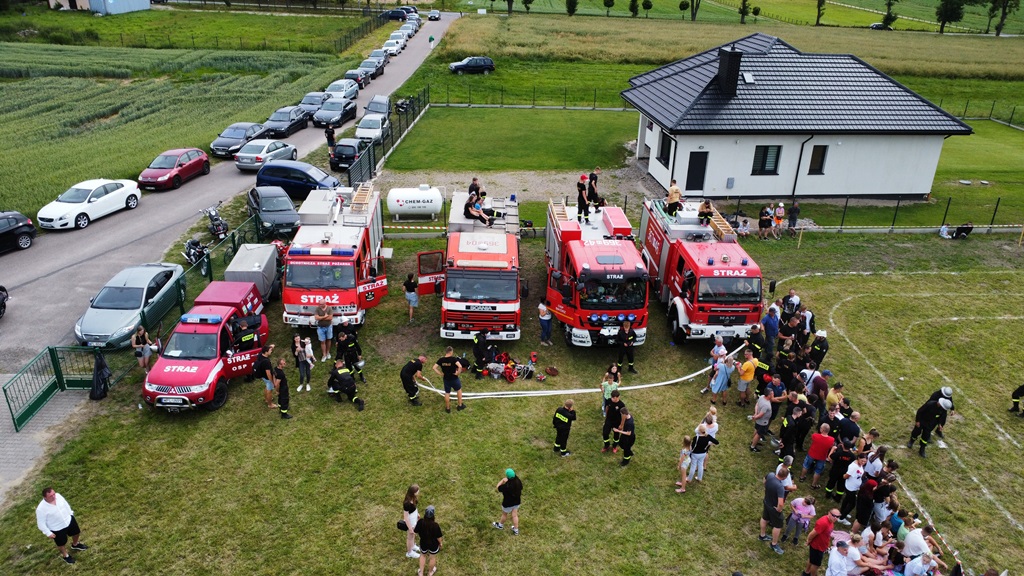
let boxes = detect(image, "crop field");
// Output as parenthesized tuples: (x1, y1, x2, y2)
(456, 0, 745, 21)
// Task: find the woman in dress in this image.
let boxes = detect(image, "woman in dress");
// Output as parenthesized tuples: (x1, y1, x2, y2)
(676, 435, 692, 493)
(709, 355, 735, 405)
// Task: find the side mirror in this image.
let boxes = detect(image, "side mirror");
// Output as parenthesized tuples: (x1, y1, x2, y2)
(368, 266, 378, 277)
(576, 283, 585, 291)
(520, 280, 530, 300)
(551, 271, 562, 280)
(88, 198, 98, 203)
(562, 296, 572, 306)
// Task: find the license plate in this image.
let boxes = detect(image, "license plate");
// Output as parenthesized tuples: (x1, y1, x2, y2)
(241, 158, 253, 163)
(87, 341, 104, 347)
(143, 186, 156, 190)
(161, 398, 184, 404)
(278, 228, 292, 233)
(718, 330, 735, 337)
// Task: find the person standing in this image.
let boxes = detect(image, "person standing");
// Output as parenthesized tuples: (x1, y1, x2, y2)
(403, 273, 419, 324)
(907, 398, 952, 457)
(414, 505, 443, 576)
(758, 467, 789, 555)
(803, 509, 839, 576)
(736, 348, 758, 408)
(1010, 382, 1024, 416)
(602, 390, 626, 453)
(800, 423, 835, 489)
(552, 399, 577, 457)
(758, 204, 773, 240)
(778, 405, 804, 463)
(433, 347, 465, 413)
(587, 167, 602, 214)
(538, 300, 553, 346)
(686, 423, 719, 484)
(787, 201, 801, 237)
(469, 177, 481, 196)
(778, 316, 802, 357)
(400, 355, 429, 407)
(709, 355, 736, 405)
(324, 125, 336, 149)
(314, 301, 333, 361)
(613, 406, 635, 466)
(745, 323, 766, 362)
(254, 345, 276, 409)
(576, 175, 590, 225)
(292, 334, 311, 392)
(599, 369, 619, 417)
(616, 319, 638, 374)
(825, 439, 855, 503)
(781, 495, 816, 547)
(665, 179, 682, 216)
(402, 484, 421, 559)
(750, 388, 774, 452)
(809, 330, 829, 367)
(927, 387, 955, 438)
(837, 452, 868, 525)
(761, 307, 780, 361)
(492, 468, 523, 535)
(472, 330, 493, 379)
(132, 325, 153, 373)
(781, 289, 801, 323)
(676, 435, 693, 493)
(274, 358, 292, 419)
(798, 304, 815, 348)
(35, 487, 88, 565)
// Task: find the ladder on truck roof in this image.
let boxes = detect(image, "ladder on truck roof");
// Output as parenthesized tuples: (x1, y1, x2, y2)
(708, 205, 736, 242)
(448, 192, 520, 236)
(549, 198, 572, 223)
(350, 182, 373, 214)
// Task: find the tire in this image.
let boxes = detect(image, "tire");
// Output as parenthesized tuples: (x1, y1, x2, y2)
(172, 175, 182, 190)
(125, 194, 139, 210)
(199, 258, 209, 277)
(205, 379, 228, 411)
(457, 69, 464, 76)
(290, 148, 298, 160)
(669, 306, 687, 345)
(223, 246, 235, 265)
(201, 161, 211, 175)
(270, 279, 282, 301)
(75, 213, 90, 229)
(562, 321, 573, 346)
(483, 69, 490, 75)
(16, 233, 32, 250)
(0, 301, 5, 320)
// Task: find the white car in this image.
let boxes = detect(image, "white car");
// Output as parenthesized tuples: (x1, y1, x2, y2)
(37, 179, 140, 230)
(388, 32, 408, 50)
(399, 24, 417, 37)
(355, 113, 392, 143)
(382, 40, 403, 56)
(325, 78, 359, 101)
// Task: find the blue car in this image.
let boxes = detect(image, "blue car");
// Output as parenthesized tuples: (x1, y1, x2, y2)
(256, 160, 340, 201)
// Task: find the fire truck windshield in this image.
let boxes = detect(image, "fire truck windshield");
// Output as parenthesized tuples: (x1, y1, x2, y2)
(446, 269, 518, 302)
(286, 263, 356, 290)
(163, 333, 218, 360)
(579, 277, 647, 310)
(697, 277, 762, 304)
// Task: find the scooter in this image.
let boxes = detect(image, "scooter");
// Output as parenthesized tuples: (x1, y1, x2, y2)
(202, 201, 229, 239)
(182, 239, 212, 277)
(0, 284, 9, 320)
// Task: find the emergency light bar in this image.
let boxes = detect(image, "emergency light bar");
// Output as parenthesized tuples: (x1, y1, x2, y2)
(288, 246, 355, 257)
(181, 314, 223, 324)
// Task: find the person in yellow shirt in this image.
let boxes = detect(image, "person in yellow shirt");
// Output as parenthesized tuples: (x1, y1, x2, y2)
(737, 348, 758, 407)
(665, 179, 682, 216)
(826, 382, 845, 412)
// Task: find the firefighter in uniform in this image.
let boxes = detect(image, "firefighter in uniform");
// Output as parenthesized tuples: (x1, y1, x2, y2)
(614, 407, 636, 466)
(753, 356, 772, 397)
(777, 405, 803, 463)
(928, 387, 955, 437)
(472, 330, 494, 379)
(336, 328, 365, 383)
(552, 399, 577, 457)
(400, 355, 428, 407)
(809, 330, 829, 367)
(232, 319, 259, 351)
(328, 358, 364, 411)
(745, 323, 766, 361)
(1010, 383, 1024, 416)
(907, 398, 952, 457)
(602, 390, 626, 452)
(616, 320, 638, 375)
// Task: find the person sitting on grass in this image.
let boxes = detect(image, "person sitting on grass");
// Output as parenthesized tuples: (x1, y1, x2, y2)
(952, 221, 973, 239)
(939, 223, 952, 239)
(737, 219, 751, 237)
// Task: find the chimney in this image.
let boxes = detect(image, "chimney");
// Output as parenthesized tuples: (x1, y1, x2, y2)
(717, 47, 743, 98)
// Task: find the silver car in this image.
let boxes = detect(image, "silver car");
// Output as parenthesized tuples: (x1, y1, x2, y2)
(325, 79, 359, 101)
(234, 139, 298, 171)
(74, 263, 185, 348)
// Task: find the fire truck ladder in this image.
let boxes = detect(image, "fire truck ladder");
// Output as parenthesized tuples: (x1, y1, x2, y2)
(350, 182, 373, 214)
(709, 205, 737, 242)
(489, 197, 520, 235)
(549, 198, 572, 223)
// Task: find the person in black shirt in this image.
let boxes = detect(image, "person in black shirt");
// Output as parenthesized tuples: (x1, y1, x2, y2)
(233, 319, 259, 351)
(472, 330, 494, 380)
(335, 323, 365, 383)
(796, 396, 818, 452)
(433, 347, 465, 413)
(403, 273, 419, 324)
(602, 390, 626, 453)
(587, 167, 601, 214)
(907, 398, 951, 457)
(400, 355, 428, 407)
(777, 405, 803, 463)
(809, 330, 829, 367)
(745, 324, 766, 361)
(616, 320, 638, 374)
(468, 177, 481, 196)
(825, 440, 855, 503)
(614, 407, 636, 466)
(1010, 383, 1024, 416)
(927, 387, 955, 437)
(576, 175, 590, 225)
(463, 193, 489, 225)
(324, 125, 335, 149)
(838, 412, 862, 447)
(492, 468, 523, 536)
(254, 345, 276, 409)
(327, 359, 364, 411)
(552, 399, 577, 457)
(273, 358, 292, 419)
(415, 505, 444, 576)
(778, 316, 802, 356)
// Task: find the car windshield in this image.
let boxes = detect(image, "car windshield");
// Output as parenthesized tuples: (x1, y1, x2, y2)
(262, 197, 294, 212)
(148, 154, 178, 169)
(162, 332, 218, 361)
(360, 60, 377, 68)
(359, 118, 381, 129)
(446, 270, 518, 302)
(460, 57, 473, 64)
(220, 127, 246, 138)
(322, 101, 345, 111)
(326, 83, 347, 92)
(91, 286, 144, 310)
(238, 143, 266, 154)
(384, 41, 398, 47)
(697, 277, 763, 304)
(371, 51, 386, 58)
(269, 111, 291, 121)
(301, 95, 322, 105)
(579, 277, 648, 310)
(285, 263, 355, 289)
(57, 186, 93, 203)
(391, 34, 404, 40)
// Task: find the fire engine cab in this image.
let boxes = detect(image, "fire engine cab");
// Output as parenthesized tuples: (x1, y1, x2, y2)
(417, 192, 523, 340)
(143, 281, 268, 412)
(544, 199, 649, 347)
(281, 183, 390, 327)
(639, 199, 765, 343)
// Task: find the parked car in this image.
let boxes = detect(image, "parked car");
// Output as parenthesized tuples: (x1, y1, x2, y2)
(399, 23, 417, 37)
(233, 139, 298, 171)
(264, 106, 309, 138)
(355, 113, 392, 143)
(297, 92, 331, 118)
(330, 138, 370, 172)
(255, 160, 340, 200)
(449, 56, 496, 75)
(358, 58, 385, 80)
(369, 49, 391, 67)
(246, 186, 301, 236)
(345, 69, 370, 89)
(383, 8, 407, 20)
(869, 23, 893, 30)
(210, 122, 268, 158)
(382, 40, 403, 56)
(138, 148, 210, 191)
(74, 263, 185, 348)
(399, 5, 417, 13)
(37, 179, 140, 230)
(365, 94, 392, 117)
(0, 210, 36, 252)
(325, 78, 359, 101)
(388, 33, 407, 51)
(312, 98, 357, 128)
(428, 9, 441, 20)
(407, 13, 422, 24)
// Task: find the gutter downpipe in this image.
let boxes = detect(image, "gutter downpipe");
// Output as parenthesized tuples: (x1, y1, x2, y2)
(791, 135, 814, 199)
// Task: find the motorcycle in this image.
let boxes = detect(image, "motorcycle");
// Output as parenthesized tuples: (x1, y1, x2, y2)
(182, 239, 212, 277)
(395, 98, 410, 114)
(202, 201, 230, 240)
(0, 285, 9, 320)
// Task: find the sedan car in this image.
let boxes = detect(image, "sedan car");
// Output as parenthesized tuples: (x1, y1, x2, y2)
(450, 56, 496, 75)
(399, 23, 417, 37)
(325, 78, 359, 101)
(138, 148, 210, 191)
(264, 106, 309, 138)
(355, 113, 391, 143)
(0, 210, 36, 252)
(369, 49, 391, 67)
(210, 122, 268, 158)
(233, 139, 298, 171)
(382, 40, 403, 57)
(358, 58, 385, 80)
(37, 179, 140, 230)
(297, 91, 331, 118)
(387, 33, 407, 51)
(428, 9, 441, 20)
(75, 263, 185, 348)
(345, 69, 370, 89)
(246, 186, 301, 236)
(312, 98, 357, 128)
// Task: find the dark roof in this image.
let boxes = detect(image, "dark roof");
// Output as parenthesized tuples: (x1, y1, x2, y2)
(622, 33, 971, 136)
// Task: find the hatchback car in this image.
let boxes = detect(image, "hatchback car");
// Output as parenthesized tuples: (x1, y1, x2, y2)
(255, 160, 340, 200)
(297, 92, 331, 118)
(37, 179, 140, 230)
(869, 22, 893, 30)
(138, 148, 210, 191)
(399, 5, 417, 13)
(330, 138, 370, 172)
(399, 23, 417, 37)
(382, 40, 403, 56)
(358, 58, 385, 80)
(210, 122, 268, 158)
(345, 69, 370, 89)
(233, 139, 298, 171)
(246, 186, 301, 236)
(388, 33, 407, 51)
(312, 98, 357, 128)
(74, 263, 185, 348)
(355, 114, 391, 143)
(325, 78, 359, 101)
(369, 49, 391, 67)
(264, 106, 309, 138)
(0, 211, 36, 252)
(428, 9, 441, 20)
(449, 56, 495, 75)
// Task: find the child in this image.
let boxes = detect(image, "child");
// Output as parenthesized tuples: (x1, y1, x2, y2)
(600, 371, 619, 417)
(737, 219, 750, 237)
(303, 338, 316, 369)
(676, 436, 692, 493)
(700, 336, 728, 394)
(780, 496, 816, 546)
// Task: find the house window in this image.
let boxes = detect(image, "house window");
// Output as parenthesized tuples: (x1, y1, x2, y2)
(751, 145, 782, 175)
(808, 145, 827, 175)
(657, 132, 672, 168)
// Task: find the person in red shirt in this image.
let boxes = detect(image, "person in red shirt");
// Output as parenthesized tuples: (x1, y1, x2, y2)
(803, 508, 839, 576)
(799, 423, 835, 490)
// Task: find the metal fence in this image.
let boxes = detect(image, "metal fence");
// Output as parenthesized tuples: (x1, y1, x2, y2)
(345, 85, 432, 186)
(427, 82, 630, 110)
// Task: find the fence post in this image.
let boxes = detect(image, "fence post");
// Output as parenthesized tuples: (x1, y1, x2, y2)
(49, 347, 66, 392)
(468, 86, 472, 106)
(240, 37, 243, 49)
(889, 199, 900, 233)
(988, 197, 1000, 233)
(167, 34, 171, 47)
(176, 277, 186, 314)
(192, 34, 196, 49)
(143, 34, 147, 47)
(941, 197, 951, 226)
(564, 87, 567, 109)
(594, 88, 597, 109)
(501, 85, 504, 107)
(838, 197, 849, 232)
(962, 99, 969, 118)
(1010, 106, 1017, 126)
(533, 86, 536, 108)
(447, 84, 449, 105)
(989, 100, 996, 119)
(120, 33, 124, 46)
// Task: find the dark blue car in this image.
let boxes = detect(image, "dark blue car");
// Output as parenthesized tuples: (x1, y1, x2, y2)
(256, 160, 340, 201)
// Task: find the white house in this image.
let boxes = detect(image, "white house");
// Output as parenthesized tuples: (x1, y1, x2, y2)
(620, 33, 972, 199)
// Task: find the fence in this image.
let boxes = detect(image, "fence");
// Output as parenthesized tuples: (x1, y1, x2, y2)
(936, 98, 1023, 130)
(343, 85, 432, 186)
(426, 83, 630, 110)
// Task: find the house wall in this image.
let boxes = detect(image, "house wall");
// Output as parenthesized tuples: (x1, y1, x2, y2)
(90, 0, 150, 15)
(656, 133, 946, 198)
(639, 117, 672, 186)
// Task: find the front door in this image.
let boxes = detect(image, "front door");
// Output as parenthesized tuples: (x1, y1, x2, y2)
(685, 151, 708, 192)
(357, 256, 389, 310)
(416, 250, 445, 296)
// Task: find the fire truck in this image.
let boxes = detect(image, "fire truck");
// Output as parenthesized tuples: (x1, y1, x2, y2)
(281, 183, 390, 327)
(544, 199, 649, 347)
(143, 281, 268, 412)
(417, 192, 523, 340)
(639, 199, 766, 344)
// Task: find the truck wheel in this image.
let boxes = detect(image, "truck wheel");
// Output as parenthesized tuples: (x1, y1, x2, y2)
(562, 322, 573, 346)
(270, 279, 282, 301)
(206, 379, 228, 411)
(669, 306, 687, 345)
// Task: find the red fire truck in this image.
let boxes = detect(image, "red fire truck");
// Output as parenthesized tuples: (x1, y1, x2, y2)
(639, 199, 765, 344)
(544, 199, 649, 347)
(281, 183, 390, 327)
(143, 281, 268, 412)
(417, 192, 522, 340)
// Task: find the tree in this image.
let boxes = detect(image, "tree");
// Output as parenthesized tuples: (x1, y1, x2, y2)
(566, 0, 578, 15)
(689, 0, 702, 20)
(679, 0, 689, 18)
(522, 0, 534, 13)
(815, 0, 826, 25)
(739, 0, 750, 22)
(882, 0, 900, 28)
(629, 0, 639, 16)
(506, 0, 513, 14)
(992, 0, 1021, 36)
(752, 5, 760, 21)
(642, 0, 652, 16)
(935, 0, 965, 33)
(604, 0, 614, 15)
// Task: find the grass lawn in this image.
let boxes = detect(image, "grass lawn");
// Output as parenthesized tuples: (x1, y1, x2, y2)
(826, 0, 1024, 33)
(457, 0, 749, 21)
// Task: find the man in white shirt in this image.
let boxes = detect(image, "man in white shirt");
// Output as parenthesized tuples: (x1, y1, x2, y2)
(35, 486, 88, 564)
(903, 524, 939, 558)
(904, 552, 947, 576)
(824, 540, 850, 576)
(837, 453, 867, 525)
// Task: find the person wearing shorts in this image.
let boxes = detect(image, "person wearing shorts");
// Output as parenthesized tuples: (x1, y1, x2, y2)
(433, 347, 465, 413)
(804, 509, 839, 576)
(414, 505, 444, 576)
(36, 487, 89, 564)
(254, 345, 276, 409)
(314, 302, 333, 361)
(800, 423, 834, 489)
(759, 468, 788, 555)
(737, 348, 757, 407)
(403, 273, 419, 324)
(492, 468, 523, 535)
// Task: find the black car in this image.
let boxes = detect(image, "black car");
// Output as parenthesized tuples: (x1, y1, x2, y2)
(0, 210, 37, 252)
(384, 8, 407, 20)
(449, 56, 496, 75)
(264, 106, 309, 138)
(210, 122, 269, 158)
(297, 92, 331, 119)
(399, 5, 417, 13)
(869, 23, 893, 30)
(428, 10, 441, 20)
(345, 69, 370, 89)
(369, 49, 391, 67)
(330, 138, 370, 171)
(358, 58, 385, 80)
(246, 186, 301, 236)
(311, 98, 358, 128)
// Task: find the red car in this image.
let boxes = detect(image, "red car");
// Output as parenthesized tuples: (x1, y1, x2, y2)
(138, 148, 211, 191)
